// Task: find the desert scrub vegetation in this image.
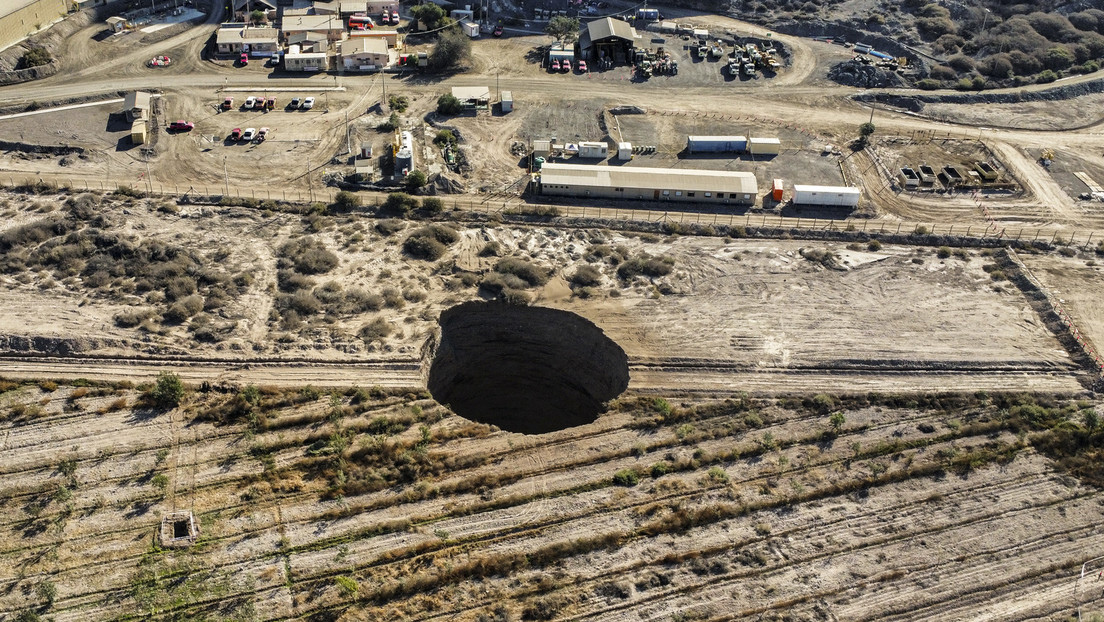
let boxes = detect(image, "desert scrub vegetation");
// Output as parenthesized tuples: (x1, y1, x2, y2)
(402, 224, 460, 260)
(0, 194, 250, 336)
(616, 252, 675, 280)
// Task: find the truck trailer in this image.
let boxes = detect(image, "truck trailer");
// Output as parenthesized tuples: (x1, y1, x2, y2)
(792, 184, 861, 207)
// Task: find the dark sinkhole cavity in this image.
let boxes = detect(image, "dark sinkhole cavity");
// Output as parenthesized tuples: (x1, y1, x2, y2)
(426, 301, 630, 434)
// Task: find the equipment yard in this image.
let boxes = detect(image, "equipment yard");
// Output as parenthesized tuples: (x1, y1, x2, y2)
(2, 0, 1104, 620)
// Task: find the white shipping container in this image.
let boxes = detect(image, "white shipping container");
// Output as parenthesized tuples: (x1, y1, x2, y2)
(578, 141, 608, 159)
(617, 142, 632, 160)
(792, 184, 861, 207)
(748, 137, 781, 155)
(500, 91, 513, 112)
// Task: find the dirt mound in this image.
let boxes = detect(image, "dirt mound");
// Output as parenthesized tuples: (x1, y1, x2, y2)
(426, 301, 629, 434)
(828, 60, 903, 88)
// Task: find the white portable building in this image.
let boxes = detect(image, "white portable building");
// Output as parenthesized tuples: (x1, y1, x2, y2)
(578, 141, 608, 159)
(617, 142, 632, 160)
(500, 91, 513, 112)
(748, 137, 781, 155)
(792, 185, 861, 207)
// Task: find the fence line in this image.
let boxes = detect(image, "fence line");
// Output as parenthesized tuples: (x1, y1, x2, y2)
(2, 171, 1101, 250)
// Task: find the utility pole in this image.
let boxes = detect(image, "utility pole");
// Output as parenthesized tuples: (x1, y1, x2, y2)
(223, 156, 229, 195)
(345, 110, 350, 154)
(307, 157, 313, 202)
(145, 157, 153, 194)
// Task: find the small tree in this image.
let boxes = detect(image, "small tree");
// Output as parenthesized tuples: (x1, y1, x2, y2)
(437, 94, 462, 115)
(331, 191, 361, 211)
(829, 411, 846, 434)
(149, 371, 185, 408)
(21, 47, 51, 68)
(546, 16, 580, 43)
(859, 122, 875, 139)
(151, 473, 170, 495)
(36, 581, 57, 608)
(421, 197, 444, 213)
(410, 3, 446, 29)
(429, 27, 471, 72)
(250, 9, 267, 24)
(405, 170, 428, 191)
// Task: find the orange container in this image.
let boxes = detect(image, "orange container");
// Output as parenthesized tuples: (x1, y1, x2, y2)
(772, 179, 783, 201)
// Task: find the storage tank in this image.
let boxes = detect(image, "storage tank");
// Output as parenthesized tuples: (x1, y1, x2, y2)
(748, 137, 781, 155)
(395, 130, 414, 173)
(686, 135, 746, 154)
(792, 184, 860, 207)
(578, 141, 608, 159)
(617, 142, 632, 160)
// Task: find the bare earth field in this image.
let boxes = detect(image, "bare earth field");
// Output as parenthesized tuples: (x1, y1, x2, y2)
(0, 381, 1101, 621)
(0, 190, 1086, 395)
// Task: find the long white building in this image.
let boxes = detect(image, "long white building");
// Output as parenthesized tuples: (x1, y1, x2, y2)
(539, 163, 757, 205)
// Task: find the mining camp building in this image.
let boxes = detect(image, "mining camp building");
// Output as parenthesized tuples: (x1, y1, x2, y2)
(539, 163, 757, 205)
(577, 17, 640, 64)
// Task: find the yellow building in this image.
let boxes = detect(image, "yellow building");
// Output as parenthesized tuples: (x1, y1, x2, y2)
(0, 0, 68, 54)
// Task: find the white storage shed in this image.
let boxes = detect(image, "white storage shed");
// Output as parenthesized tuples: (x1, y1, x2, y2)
(792, 185, 861, 207)
(748, 137, 781, 155)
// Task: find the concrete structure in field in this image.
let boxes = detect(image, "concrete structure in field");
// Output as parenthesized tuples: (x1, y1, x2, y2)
(129, 119, 147, 145)
(578, 17, 640, 64)
(792, 184, 861, 207)
(539, 163, 757, 204)
(0, 0, 68, 54)
(123, 91, 151, 122)
(340, 36, 390, 70)
(216, 26, 279, 56)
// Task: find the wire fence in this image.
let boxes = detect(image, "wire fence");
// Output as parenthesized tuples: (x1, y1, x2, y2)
(2, 171, 1101, 250)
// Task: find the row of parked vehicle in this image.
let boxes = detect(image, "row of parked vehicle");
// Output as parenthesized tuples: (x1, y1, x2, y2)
(549, 59, 587, 72)
(220, 96, 315, 111)
(228, 127, 268, 143)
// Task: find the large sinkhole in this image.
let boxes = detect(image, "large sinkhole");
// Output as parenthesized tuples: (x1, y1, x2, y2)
(426, 301, 630, 434)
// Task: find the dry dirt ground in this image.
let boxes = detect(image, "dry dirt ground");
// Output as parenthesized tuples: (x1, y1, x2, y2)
(0, 380, 1101, 622)
(0, 189, 1088, 396)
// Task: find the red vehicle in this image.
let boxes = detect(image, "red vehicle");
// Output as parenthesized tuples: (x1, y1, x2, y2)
(561, 59, 571, 72)
(578, 60, 587, 72)
(221, 96, 234, 110)
(493, 24, 503, 36)
(168, 120, 194, 131)
(230, 128, 242, 140)
(379, 12, 389, 24)
(239, 52, 248, 65)
(349, 15, 374, 29)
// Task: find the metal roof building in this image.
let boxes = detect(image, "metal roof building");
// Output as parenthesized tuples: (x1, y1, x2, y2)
(578, 17, 640, 63)
(539, 163, 757, 205)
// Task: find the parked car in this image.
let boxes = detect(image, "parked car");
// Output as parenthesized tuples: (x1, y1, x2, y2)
(265, 97, 276, 110)
(230, 128, 242, 140)
(493, 23, 503, 36)
(561, 59, 571, 72)
(241, 128, 256, 141)
(168, 120, 194, 131)
(578, 60, 587, 72)
(239, 52, 248, 65)
(289, 97, 301, 109)
(221, 96, 234, 110)
(301, 97, 315, 110)
(391, 10, 399, 22)
(257, 127, 268, 142)
(244, 96, 256, 109)
(550, 59, 560, 71)
(380, 12, 389, 24)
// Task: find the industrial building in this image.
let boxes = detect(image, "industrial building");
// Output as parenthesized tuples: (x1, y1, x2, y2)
(451, 86, 490, 111)
(539, 164, 757, 205)
(577, 17, 640, 64)
(792, 185, 861, 207)
(0, 0, 67, 54)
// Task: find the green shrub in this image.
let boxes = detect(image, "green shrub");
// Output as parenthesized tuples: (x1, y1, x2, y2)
(331, 191, 361, 211)
(494, 257, 550, 287)
(433, 130, 456, 147)
(359, 317, 392, 342)
(382, 192, 419, 215)
(21, 47, 51, 68)
(569, 265, 602, 287)
(387, 95, 409, 112)
(612, 469, 639, 486)
(149, 371, 185, 408)
(421, 197, 444, 213)
(280, 237, 339, 274)
(437, 93, 462, 115)
(403, 235, 447, 260)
